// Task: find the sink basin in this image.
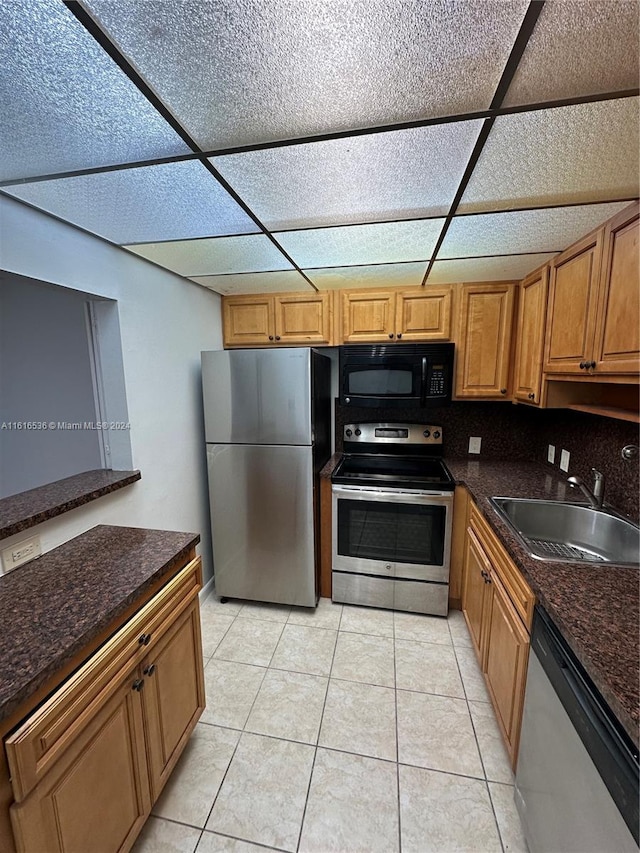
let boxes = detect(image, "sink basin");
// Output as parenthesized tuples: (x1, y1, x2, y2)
(490, 498, 640, 566)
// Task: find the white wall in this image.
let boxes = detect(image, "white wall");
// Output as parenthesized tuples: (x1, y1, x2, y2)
(0, 194, 222, 584)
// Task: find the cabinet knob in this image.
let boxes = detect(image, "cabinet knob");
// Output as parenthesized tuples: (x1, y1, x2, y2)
(268, 335, 274, 341)
(388, 333, 394, 339)
(132, 679, 145, 692)
(579, 361, 586, 369)
(589, 361, 596, 370)
(143, 664, 156, 677)
(397, 333, 402, 339)
(500, 388, 507, 395)
(138, 633, 151, 646)
(275, 335, 281, 341)
(528, 392, 535, 400)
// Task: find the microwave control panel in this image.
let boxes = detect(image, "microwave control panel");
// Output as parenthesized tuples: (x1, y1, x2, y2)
(428, 364, 447, 396)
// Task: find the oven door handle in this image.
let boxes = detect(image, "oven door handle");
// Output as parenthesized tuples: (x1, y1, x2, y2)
(332, 485, 453, 506)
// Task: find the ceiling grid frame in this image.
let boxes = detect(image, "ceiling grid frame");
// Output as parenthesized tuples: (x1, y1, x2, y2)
(0, 0, 637, 294)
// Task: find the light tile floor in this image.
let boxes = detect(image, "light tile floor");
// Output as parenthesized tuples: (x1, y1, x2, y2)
(133, 598, 529, 853)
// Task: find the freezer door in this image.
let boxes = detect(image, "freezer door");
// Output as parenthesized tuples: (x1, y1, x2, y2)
(207, 443, 316, 606)
(202, 348, 311, 445)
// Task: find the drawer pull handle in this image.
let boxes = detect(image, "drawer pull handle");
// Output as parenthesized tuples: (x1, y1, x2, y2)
(144, 664, 156, 677)
(132, 679, 145, 692)
(138, 633, 151, 646)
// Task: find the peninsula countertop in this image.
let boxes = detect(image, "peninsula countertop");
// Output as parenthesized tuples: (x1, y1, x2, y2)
(0, 524, 200, 725)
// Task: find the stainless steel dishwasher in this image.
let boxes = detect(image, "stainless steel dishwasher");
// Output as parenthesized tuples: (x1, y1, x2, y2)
(515, 606, 639, 853)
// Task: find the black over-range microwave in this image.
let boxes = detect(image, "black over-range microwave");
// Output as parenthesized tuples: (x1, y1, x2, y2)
(339, 343, 455, 408)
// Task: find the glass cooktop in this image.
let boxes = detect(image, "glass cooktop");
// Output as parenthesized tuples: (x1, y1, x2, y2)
(332, 454, 455, 491)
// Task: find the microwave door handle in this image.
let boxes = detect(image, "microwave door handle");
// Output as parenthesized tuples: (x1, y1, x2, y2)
(420, 357, 427, 406)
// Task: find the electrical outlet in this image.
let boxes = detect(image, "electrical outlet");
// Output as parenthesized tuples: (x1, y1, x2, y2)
(547, 444, 556, 464)
(468, 436, 482, 454)
(1, 535, 41, 573)
(560, 449, 571, 472)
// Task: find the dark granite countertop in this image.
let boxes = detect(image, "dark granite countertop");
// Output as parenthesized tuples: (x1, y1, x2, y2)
(0, 524, 199, 725)
(445, 458, 639, 748)
(0, 469, 141, 541)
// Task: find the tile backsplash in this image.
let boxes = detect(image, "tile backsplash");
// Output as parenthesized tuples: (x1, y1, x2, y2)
(335, 401, 639, 521)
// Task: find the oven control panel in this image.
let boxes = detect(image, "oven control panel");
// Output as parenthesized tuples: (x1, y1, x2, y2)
(343, 423, 442, 446)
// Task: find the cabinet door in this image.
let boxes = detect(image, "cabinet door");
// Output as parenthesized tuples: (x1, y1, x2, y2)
(274, 293, 332, 345)
(543, 230, 603, 375)
(10, 666, 150, 853)
(513, 266, 549, 405)
(141, 600, 205, 800)
(395, 287, 452, 341)
(342, 291, 396, 342)
(593, 203, 640, 374)
(455, 283, 515, 398)
(484, 572, 530, 766)
(223, 296, 275, 347)
(461, 528, 491, 663)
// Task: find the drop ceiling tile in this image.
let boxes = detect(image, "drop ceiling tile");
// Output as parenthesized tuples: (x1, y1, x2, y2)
(427, 254, 558, 284)
(305, 262, 427, 290)
(126, 235, 293, 277)
(83, 0, 528, 149)
(4, 161, 259, 244)
(0, 0, 190, 182)
(276, 219, 445, 268)
(440, 202, 631, 259)
(459, 98, 640, 213)
(213, 122, 483, 230)
(504, 0, 640, 106)
(190, 271, 313, 295)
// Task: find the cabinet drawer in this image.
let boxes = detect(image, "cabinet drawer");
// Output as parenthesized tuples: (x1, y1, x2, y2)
(6, 557, 201, 802)
(469, 504, 534, 630)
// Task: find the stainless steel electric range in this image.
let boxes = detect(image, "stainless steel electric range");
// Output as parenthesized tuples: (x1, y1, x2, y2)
(331, 422, 455, 616)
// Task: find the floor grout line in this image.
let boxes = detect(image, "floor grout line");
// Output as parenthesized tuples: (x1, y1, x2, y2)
(180, 602, 524, 853)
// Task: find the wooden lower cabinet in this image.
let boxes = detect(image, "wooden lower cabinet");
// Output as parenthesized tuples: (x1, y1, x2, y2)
(461, 527, 491, 657)
(4, 557, 205, 853)
(142, 600, 204, 800)
(483, 571, 530, 758)
(10, 663, 151, 853)
(462, 500, 533, 768)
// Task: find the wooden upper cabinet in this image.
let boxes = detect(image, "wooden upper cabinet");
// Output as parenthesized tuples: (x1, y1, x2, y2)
(274, 292, 332, 345)
(543, 229, 603, 375)
(341, 286, 452, 343)
(223, 292, 332, 347)
(455, 282, 516, 399)
(513, 265, 549, 406)
(223, 295, 274, 347)
(395, 287, 452, 341)
(342, 290, 396, 342)
(593, 202, 639, 374)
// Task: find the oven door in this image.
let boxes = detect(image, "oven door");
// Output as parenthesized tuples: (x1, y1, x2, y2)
(332, 485, 453, 583)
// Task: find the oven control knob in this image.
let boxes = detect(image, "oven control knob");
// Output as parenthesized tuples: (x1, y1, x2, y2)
(423, 429, 431, 438)
(433, 430, 441, 439)
(355, 428, 361, 436)
(345, 429, 352, 437)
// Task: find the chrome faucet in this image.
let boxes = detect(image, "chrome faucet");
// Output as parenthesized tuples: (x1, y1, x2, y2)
(567, 469, 605, 509)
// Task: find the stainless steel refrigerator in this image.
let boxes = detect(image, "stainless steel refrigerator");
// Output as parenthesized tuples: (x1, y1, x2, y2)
(202, 347, 331, 607)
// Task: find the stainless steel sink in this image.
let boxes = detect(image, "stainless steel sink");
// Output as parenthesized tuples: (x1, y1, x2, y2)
(490, 497, 640, 565)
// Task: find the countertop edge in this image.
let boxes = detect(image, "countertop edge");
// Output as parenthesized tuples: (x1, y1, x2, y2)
(0, 470, 142, 541)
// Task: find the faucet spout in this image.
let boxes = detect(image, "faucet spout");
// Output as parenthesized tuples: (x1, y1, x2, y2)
(567, 469, 605, 509)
